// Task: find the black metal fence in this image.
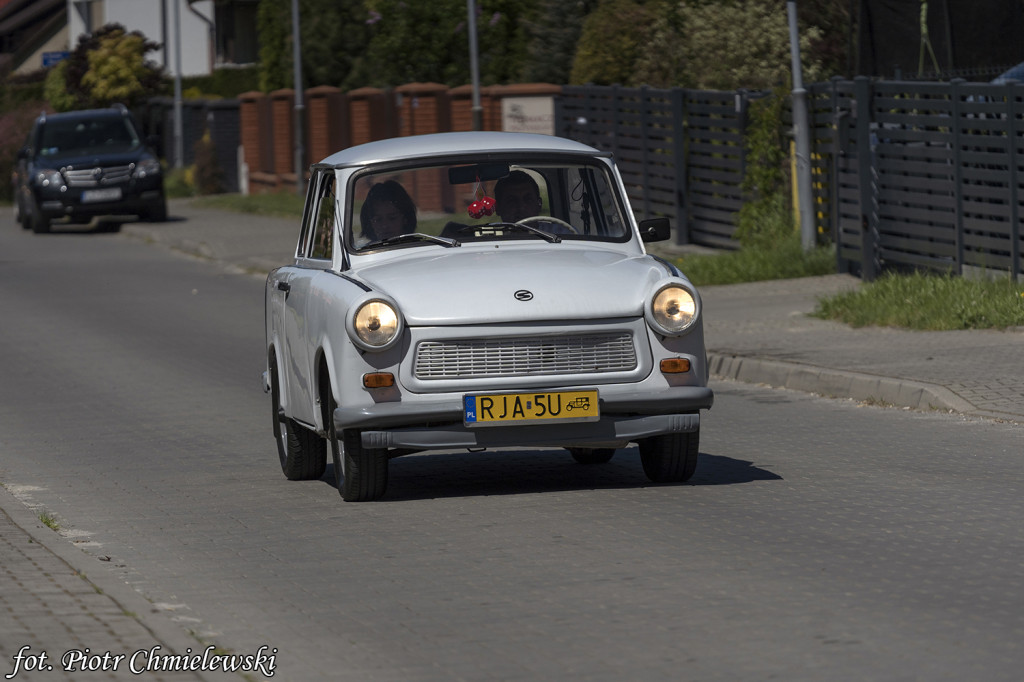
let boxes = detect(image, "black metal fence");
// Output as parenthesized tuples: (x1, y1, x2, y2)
(810, 77, 1023, 280)
(138, 97, 241, 193)
(559, 80, 1024, 280)
(556, 85, 764, 249)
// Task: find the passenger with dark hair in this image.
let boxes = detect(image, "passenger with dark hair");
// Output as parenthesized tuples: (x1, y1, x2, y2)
(360, 180, 417, 242)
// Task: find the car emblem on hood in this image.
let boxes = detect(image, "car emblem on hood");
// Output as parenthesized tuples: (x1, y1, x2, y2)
(514, 289, 534, 301)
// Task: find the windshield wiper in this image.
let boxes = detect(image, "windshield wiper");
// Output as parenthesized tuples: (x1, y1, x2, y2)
(460, 222, 561, 243)
(366, 232, 461, 249)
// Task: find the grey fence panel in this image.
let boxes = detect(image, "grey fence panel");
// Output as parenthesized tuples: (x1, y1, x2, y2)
(557, 84, 759, 248)
(820, 78, 1024, 278)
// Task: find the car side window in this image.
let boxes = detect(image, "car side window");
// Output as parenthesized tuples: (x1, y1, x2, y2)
(309, 173, 337, 261)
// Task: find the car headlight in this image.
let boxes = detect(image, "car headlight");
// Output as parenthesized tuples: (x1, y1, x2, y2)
(351, 299, 401, 351)
(647, 283, 699, 336)
(134, 158, 162, 179)
(35, 169, 64, 188)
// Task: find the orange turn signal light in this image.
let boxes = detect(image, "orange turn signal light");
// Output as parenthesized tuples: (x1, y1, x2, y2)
(362, 372, 395, 388)
(660, 358, 691, 374)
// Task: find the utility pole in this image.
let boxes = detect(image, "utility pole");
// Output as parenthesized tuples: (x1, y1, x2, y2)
(787, 1, 815, 252)
(291, 0, 305, 194)
(467, 0, 482, 131)
(173, 0, 183, 169)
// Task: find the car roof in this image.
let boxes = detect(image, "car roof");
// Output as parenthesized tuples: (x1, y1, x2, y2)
(315, 132, 609, 168)
(38, 107, 129, 124)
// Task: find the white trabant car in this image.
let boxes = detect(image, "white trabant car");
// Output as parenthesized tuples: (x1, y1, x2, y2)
(264, 132, 713, 501)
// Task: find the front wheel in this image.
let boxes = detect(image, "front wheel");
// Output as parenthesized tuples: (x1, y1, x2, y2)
(270, 363, 326, 480)
(327, 393, 388, 501)
(145, 199, 168, 222)
(29, 199, 50, 234)
(638, 430, 699, 483)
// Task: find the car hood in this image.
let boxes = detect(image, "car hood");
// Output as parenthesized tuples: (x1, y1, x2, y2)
(352, 246, 677, 325)
(35, 148, 149, 169)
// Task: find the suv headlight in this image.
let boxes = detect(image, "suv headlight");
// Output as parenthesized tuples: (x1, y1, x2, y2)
(646, 283, 699, 336)
(348, 297, 403, 351)
(134, 158, 162, 179)
(35, 169, 64, 189)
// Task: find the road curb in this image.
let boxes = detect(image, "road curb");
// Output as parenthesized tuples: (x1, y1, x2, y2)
(0, 485, 219, 682)
(708, 352, 978, 415)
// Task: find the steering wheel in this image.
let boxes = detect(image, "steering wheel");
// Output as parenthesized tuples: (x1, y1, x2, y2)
(516, 215, 578, 234)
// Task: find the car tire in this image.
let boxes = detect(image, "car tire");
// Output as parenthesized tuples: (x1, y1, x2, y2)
(29, 199, 50, 234)
(145, 199, 168, 222)
(270, 363, 326, 481)
(327, 392, 388, 501)
(639, 430, 700, 483)
(567, 447, 615, 465)
(333, 429, 389, 502)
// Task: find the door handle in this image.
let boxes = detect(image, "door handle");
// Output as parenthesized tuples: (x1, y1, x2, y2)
(276, 281, 291, 293)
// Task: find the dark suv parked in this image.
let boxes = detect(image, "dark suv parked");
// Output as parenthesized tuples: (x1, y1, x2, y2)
(13, 105, 167, 233)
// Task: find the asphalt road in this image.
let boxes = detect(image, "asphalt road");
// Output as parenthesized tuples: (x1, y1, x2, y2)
(1, 213, 1023, 681)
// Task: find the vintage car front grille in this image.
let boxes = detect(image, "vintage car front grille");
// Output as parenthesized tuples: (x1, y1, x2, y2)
(414, 333, 637, 380)
(64, 165, 133, 187)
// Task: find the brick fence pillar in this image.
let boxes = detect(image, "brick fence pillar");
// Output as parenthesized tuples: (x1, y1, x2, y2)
(395, 82, 451, 137)
(394, 83, 452, 212)
(449, 84, 500, 131)
(239, 91, 275, 193)
(270, 89, 296, 184)
(307, 85, 350, 163)
(348, 87, 397, 146)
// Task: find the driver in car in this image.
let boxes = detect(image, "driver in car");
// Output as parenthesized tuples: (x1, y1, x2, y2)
(494, 170, 543, 223)
(494, 170, 572, 235)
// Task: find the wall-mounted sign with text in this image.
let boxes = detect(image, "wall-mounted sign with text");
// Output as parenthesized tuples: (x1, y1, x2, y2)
(501, 97, 555, 136)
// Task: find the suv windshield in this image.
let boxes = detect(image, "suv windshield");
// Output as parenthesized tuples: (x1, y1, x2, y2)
(348, 158, 630, 251)
(38, 116, 140, 157)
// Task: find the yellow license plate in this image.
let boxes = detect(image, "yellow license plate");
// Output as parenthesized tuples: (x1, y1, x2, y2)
(463, 389, 599, 427)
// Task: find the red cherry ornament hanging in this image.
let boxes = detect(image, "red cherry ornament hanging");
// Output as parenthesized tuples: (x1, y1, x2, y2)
(479, 196, 495, 216)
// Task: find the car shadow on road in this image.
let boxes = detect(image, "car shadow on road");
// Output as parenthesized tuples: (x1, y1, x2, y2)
(323, 449, 782, 501)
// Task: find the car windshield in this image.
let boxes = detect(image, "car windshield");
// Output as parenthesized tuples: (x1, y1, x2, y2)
(348, 158, 630, 251)
(38, 116, 140, 157)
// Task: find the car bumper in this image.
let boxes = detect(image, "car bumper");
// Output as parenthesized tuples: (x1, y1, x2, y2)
(37, 188, 164, 220)
(335, 385, 713, 450)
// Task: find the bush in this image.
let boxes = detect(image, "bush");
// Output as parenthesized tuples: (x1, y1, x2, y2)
(51, 23, 164, 111)
(736, 88, 792, 249)
(0, 103, 46, 202)
(192, 132, 225, 195)
(570, 0, 653, 85)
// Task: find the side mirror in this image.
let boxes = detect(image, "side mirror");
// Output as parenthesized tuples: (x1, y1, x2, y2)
(638, 217, 671, 243)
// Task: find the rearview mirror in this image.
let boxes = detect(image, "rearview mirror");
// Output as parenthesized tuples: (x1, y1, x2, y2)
(448, 163, 510, 185)
(638, 217, 671, 243)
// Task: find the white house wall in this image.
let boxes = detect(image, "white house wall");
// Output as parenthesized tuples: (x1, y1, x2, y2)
(66, 0, 214, 76)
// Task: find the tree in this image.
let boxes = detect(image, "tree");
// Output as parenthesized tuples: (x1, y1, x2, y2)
(522, 0, 595, 84)
(46, 24, 163, 111)
(570, 0, 654, 85)
(672, 0, 824, 90)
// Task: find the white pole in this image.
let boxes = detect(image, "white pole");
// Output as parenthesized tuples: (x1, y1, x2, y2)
(787, 1, 816, 251)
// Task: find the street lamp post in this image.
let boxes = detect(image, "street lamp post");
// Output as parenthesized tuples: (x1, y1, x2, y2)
(467, 0, 482, 131)
(173, 0, 183, 169)
(291, 0, 305, 195)
(787, 0, 815, 252)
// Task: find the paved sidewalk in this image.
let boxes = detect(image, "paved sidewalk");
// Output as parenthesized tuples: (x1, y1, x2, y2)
(0, 485, 212, 681)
